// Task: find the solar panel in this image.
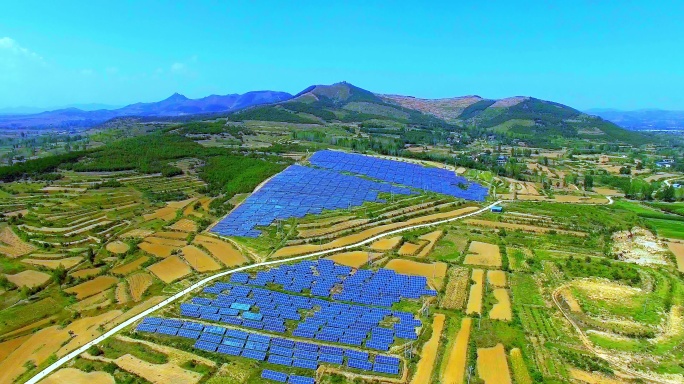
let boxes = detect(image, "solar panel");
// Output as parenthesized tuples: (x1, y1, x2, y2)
(318, 353, 343, 365)
(262, 369, 288, 383)
(194, 340, 218, 352)
(347, 359, 373, 371)
(135, 324, 156, 333)
(156, 326, 178, 336)
(293, 359, 318, 370)
(199, 333, 222, 344)
(374, 363, 400, 375)
(288, 375, 315, 384)
(268, 354, 293, 367)
(241, 349, 266, 361)
(142, 317, 163, 325)
(222, 337, 245, 348)
(217, 345, 242, 356)
(177, 329, 200, 339)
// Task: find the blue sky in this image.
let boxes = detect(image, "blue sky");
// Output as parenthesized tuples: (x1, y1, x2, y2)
(1, 1, 683, 110)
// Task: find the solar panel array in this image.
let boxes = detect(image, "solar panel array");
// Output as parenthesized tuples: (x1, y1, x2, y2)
(136, 318, 400, 377)
(211, 164, 412, 237)
(310, 150, 488, 201)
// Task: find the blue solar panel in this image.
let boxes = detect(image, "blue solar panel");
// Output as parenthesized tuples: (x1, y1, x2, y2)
(268, 354, 293, 367)
(217, 345, 242, 356)
(348, 359, 373, 371)
(374, 363, 400, 375)
(318, 353, 343, 365)
(194, 340, 218, 352)
(199, 333, 223, 344)
(204, 326, 226, 335)
(270, 346, 294, 357)
(262, 369, 288, 383)
(245, 341, 269, 351)
(225, 329, 248, 340)
(271, 338, 295, 348)
(142, 317, 163, 325)
(222, 337, 245, 348)
(177, 329, 200, 339)
(156, 326, 178, 336)
(288, 375, 315, 384)
(136, 324, 156, 333)
(181, 321, 204, 331)
(241, 349, 266, 361)
(295, 342, 319, 352)
(293, 359, 318, 370)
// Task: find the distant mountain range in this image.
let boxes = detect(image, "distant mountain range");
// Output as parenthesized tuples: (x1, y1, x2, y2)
(0, 91, 292, 129)
(0, 82, 651, 145)
(585, 109, 684, 131)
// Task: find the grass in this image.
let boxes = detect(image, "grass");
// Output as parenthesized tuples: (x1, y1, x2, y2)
(99, 338, 168, 364)
(511, 274, 544, 306)
(646, 217, 684, 239)
(0, 290, 72, 334)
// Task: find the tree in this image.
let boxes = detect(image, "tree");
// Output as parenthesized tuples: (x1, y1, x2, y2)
(86, 247, 95, 264)
(52, 265, 67, 285)
(584, 174, 594, 190)
(662, 186, 676, 202)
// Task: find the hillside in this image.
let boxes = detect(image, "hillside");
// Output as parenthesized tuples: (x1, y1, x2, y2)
(382, 93, 647, 145)
(0, 91, 292, 129)
(224, 82, 457, 129)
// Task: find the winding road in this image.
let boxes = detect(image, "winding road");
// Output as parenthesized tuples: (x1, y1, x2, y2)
(26, 201, 503, 384)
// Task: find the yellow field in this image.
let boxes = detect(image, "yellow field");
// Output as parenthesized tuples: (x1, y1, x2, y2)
(114, 354, 202, 384)
(463, 241, 501, 267)
(325, 251, 381, 268)
(181, 245, 222, 272)
(106, 240, 129, 254)
(111, 256, 150, 275)
(667, 242, 684, 273)
(143, 207, 178, 222)
(147, 255, 192, 283)
(441, 267, 469, 310)
(70, 267, 104, 279)
(126, 273, 154, 301)
(486, 270, 507, 287)
(489, 289, 512, 321)
(398, 241, 425, 256)
(384, 259, 447, 290)
(411, 313, 445, 384)
(65, 276, 119, 300)
(22, 256, 82, 269)
(441, 317, 472, 384)
(138, 242, 175, 258)
(115, 282, 129, 304)
(5, 270, 50, 288)
(416, 230, 443, 257)
(169, 219, 197, 232)
(193, 235, 247, 266)
(273, 206, 479, 257)
(466, 269, 484, 315)
(465, 219, 587, 237)
(152, 231, 189, 240)
(569, 369, 626, 384)
(120, 229, 155, 238)
(0, 226, 36, 258)
(144, 236, 187, 247)
(509, 348, 533, 384)
(369, 236, 403, 251)
(477, 343, 512, 384)
(41, 368, 114, 384)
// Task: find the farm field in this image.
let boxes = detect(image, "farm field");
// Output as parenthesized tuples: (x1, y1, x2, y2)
(2, 141, 683, 384)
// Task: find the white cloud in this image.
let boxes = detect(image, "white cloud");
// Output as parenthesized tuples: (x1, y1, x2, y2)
(0, 37, 44, 62)
(170, 62, 186, 73)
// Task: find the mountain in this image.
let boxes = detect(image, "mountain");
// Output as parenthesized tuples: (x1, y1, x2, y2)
(0, 91, 292, 129)
(585, 109, 684, 131)
(380, 94, 645, 145)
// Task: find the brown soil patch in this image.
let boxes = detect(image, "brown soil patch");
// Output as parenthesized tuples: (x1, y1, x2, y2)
(416, 230, 444, 257)
(560, 288, 582, 312)
(0, 226, 36, 258)
(463, 241, 501, 267)
(325, 251, 382, 269)
(411, 313, 445, 384)
(369, 236, 403, 251)
(120, 229, 155, 238)
(486, 270, 507, 288)
(23, 256, 82, 269)
(476, 343, 512, 384)
(612, 227, 668, 266)
(398, 241, 426, 256)
(384, 259, 447, 290)
(70, 267, 104, 279)
(139, 242, 176, 258)
(70, 289, 113, 311)
(667, 242, 684, 272)
(126, 273, 154, 301)
(65, 276, 119, 299)
(111, 256, 150, 275)
(147, 256, 192, 283)
(274, 206, 479, 257)
(5, 270, 50, 288)
(466, 269, 484, 315)
(465, 219, 587, 237)
(114, 354, 202, 384)
(41, 368, 114, 384)
(193, 235, 247, 267)
(489, 289, 512, 321)
(509, 348, 533, 384)
(442, 317, 471, 384)
(297, 219, 369, 238)
(169, 219, 197, 232)
(115, 282, 129, 304)
(106, 241, 129, 254)
(181, 245, 222, 272)
(441, 267, 469, 310)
